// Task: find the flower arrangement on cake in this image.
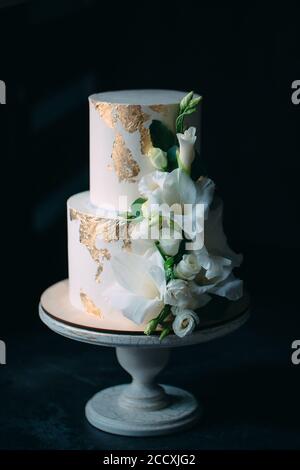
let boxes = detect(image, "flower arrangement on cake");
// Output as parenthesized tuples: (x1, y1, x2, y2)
(103, 92, 243, 339)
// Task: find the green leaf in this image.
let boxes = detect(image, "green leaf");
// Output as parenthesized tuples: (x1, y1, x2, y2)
(159, 326, 172, 341)
(164, 256, 176, 282)
(164, 257, 175, 269)
(179, 91, 194, 113)
(175, 115, 184, 134)
(182, 106, 197, 116)
(149, 120, 176, 152)
(131, 197, 146, 218)
(189, 96, 202, 108)
(176, 93, 202, 134)
(158, 304, 171, 323)
(167, 145, 179, 172)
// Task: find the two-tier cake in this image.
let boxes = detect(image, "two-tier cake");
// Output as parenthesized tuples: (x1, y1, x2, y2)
(67, 90, 243, 339)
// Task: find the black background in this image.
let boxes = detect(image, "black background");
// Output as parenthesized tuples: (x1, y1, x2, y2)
(0, 1, 299, 450)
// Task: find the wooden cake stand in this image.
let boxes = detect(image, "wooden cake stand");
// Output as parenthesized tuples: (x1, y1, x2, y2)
(39, 279, 250, 437)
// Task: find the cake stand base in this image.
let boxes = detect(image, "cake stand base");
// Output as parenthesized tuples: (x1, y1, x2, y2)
(86, 384, 200, 437)
(85, 346, 200, 436)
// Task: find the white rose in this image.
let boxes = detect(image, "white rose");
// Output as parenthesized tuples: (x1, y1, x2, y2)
(171, 307, 199, 337)
(159, 224, 182, 256)
(176, 126, 197, 173)
(147, 147, 168, 170)
(159, 238, 181, 257)
(174, 253, 201, 281)
(164, 279, 194, 308)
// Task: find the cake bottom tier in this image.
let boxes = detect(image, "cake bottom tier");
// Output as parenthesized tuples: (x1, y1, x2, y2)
(67, 191, 148, 331)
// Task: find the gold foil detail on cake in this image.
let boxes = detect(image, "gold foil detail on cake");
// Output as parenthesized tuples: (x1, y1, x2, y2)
(149, 104, 167, 114)
(70, 208, 133, 280)
(93, 102, 116, 128)
(70, 209, 114, 282)
(111, 133, 140, 182)
(116, 105, 150, 133)
(80, 291, 102, 317)
(140, 126, 152, 155)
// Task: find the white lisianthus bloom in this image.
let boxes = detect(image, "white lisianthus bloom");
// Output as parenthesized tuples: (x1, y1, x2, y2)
(138, 170, 167, 203)
(171, 307, 199, 337)
(194, 247, 232, 280)
(176, 127, 197, 173)
(103, 250, 166, 324)
(159, 225, 182, 256)
(187, 197, 243, 301)
(164, 279, 193, 308)
(139, 168, 214, 241)
(174, 253, 201, 281)
(164, 278, 210, 309)
(147, 147, 168, 170)
(195, 176, 215, 220)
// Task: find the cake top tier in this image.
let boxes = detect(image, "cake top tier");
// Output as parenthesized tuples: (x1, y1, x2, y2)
(89, 89, 201, 211)
(89, 89, 193, 106)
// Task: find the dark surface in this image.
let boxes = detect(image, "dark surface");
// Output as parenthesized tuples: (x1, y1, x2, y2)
(0, 2, 300, 450)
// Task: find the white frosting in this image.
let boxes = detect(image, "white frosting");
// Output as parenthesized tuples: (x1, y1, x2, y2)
(90, 89, 191, 105)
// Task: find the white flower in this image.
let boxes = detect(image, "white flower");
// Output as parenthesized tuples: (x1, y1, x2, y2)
(103, 250, 166, 325)
(159, 226, 182, 256)
(194, 247, 231, 280)
(147, 147, 168, 170)
(164, 279, 192, 308)
(195, 176, 215, 220)
(174, 253, 201, 281)
(138, 170, 167, 203)
(176, 126, 197, 173)
(187, 197, 243, 302)
(139, 168, 213, 241)
(171, 307, 199, 337)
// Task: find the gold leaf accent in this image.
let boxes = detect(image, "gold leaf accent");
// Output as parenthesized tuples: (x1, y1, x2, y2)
(93, 102, 116, 128)
(140, 126, 152, 155)
(111, 133, 140, 182)
(70, 209, 114, 282)
(80, 291, 102, 317)
(149, 104, 167, 114)
(116, 105, 150, 133)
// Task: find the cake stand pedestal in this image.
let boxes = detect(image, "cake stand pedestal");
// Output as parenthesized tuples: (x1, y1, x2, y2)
(39, 280, 250, 437)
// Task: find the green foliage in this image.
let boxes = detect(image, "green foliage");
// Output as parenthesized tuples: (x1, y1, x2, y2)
(176, 91, 202, 134)
(167, 145, 179, 172)
(164, 256, 176, 282)
(130, 197, 147, 218)
(149, 120, 176, 152)
(144, 305, 171, 336)
(159, 325, 172, 341)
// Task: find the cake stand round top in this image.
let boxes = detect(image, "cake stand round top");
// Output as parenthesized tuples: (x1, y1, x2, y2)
(39, 280, 250, 348)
